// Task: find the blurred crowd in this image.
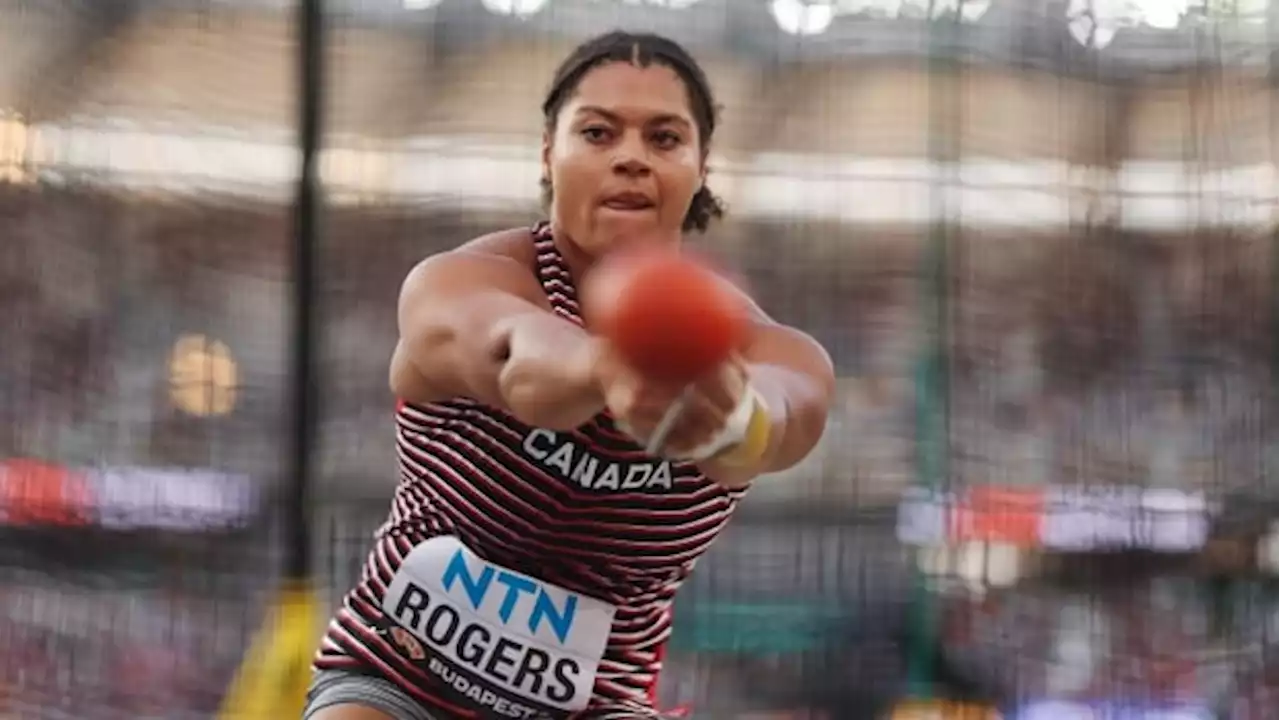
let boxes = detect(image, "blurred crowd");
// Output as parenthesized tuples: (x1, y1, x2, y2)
(0, 526, 274, 719)
(2, 184, 1275, 504)
(1, 181, 1276, 717)
(0, 573, 242, 719)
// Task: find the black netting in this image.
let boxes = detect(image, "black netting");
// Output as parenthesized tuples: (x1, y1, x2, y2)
(1, 1, 1276, 718)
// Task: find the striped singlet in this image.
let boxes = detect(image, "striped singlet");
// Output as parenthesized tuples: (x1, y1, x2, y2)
(315, 222, 746, 719)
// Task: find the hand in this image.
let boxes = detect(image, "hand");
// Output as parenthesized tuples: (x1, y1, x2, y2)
(594, 345, 749, 459)
(497, 315, 610, 430)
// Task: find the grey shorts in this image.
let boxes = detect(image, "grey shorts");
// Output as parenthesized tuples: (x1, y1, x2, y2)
(303, 668, 443, 720)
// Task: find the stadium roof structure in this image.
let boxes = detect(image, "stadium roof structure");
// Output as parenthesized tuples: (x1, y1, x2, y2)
(0, 0, 1274, 223)
(2, 0, 1276, 106)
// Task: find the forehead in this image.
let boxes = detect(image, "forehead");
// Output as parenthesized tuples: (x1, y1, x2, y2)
(565, 61, 694, 122)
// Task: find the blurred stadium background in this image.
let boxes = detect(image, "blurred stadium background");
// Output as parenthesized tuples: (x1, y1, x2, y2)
(0, 0, 1276, 718)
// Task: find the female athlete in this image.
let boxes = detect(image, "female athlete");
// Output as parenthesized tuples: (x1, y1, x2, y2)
(305, 30, 836, 720)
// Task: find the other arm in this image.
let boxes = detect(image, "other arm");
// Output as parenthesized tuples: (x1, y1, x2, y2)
(697, 299, 836, 489)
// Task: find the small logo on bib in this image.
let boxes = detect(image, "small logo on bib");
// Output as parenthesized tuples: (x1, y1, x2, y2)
(382, 536, 616, 717)
(390, 627, 425, 660)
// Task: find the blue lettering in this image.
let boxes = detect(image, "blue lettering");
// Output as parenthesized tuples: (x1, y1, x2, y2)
(529, 591, 577, 644)
(439, 549, 579, 644)
(440, 549, 494, 610)
(494, 571, 537, 624)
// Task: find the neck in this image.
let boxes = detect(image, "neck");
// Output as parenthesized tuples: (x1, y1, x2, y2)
(548, 222, 596, 292)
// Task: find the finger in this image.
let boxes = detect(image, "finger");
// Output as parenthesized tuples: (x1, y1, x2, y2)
(691, 360, 747, 411)
(600, 347, 685, 407)
(614, 395, 680, 439)
(608, 383, 681, 442)
(604, 371, 648, 438)
(626, 378, 689, 423)
(687, 387, 732, 433)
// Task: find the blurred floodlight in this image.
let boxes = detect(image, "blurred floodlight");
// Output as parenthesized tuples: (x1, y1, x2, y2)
(772, 0, 836, 35)
(481, 0, 549, 17)
(1066, 0, 1119, 48)
(401, 0, 442, 8)
(1065, 0, 1273, 34)
(1133, 0, 1191, 28)
(169, 334, 239, 418)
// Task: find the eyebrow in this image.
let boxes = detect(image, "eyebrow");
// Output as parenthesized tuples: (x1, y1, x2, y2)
(575, 105, 692, 129)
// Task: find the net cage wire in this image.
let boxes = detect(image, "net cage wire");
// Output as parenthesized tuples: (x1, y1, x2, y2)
(1, 1, 292, 718)
(0, 0, 1276, 718)
(916, 15, 1280, 720)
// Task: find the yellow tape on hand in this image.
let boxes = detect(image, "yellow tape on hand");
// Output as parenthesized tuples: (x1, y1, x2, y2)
(709, 390, 771, 468)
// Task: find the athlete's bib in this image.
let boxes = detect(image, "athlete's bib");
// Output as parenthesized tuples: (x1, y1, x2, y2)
(381, 536, 617, 717)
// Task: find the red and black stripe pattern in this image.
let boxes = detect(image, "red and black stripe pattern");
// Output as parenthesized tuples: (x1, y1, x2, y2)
(315, 222, 745, 718)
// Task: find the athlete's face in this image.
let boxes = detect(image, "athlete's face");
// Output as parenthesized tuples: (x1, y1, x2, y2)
(543, 61, 706, 258)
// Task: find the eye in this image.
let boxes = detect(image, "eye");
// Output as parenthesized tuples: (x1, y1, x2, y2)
(651, 130, 683, 150)
(580, 126, 613, 144)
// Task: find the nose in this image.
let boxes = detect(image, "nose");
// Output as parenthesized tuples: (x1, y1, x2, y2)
(611, 132, 651, 178)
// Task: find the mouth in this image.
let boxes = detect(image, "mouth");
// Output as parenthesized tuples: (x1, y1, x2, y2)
(600, 192, 656, 212)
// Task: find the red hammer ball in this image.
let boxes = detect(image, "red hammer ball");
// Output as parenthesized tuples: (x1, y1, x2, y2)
(583, 248, 749, 384)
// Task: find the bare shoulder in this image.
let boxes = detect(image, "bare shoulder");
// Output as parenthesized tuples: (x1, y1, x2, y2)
(401, 227, 545, 304)
(456, 226, 540, 265)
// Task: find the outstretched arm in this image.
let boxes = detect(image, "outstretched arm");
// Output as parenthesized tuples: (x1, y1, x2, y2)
(696, 297, 836, 488)
(389, 246, 606, 430)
